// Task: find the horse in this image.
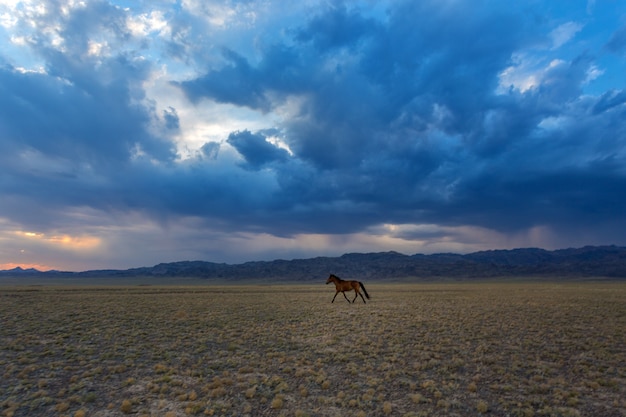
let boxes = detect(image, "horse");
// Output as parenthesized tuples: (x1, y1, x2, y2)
(325, 274, 370, 304)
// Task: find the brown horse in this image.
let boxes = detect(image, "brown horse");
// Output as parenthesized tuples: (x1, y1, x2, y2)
(326, 274, 370, 304)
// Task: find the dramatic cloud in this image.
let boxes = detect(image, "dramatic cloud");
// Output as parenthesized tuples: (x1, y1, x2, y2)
(1, 0, 625, 270)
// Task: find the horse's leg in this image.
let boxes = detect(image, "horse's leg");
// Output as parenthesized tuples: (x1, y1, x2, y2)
(342, 291, 351, 303)
(352, 290, 358, 303)
(331, 292, 339, 303)
(358, 291, 366, 303)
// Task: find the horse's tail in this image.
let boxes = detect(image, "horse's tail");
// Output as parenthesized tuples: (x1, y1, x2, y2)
(359, 282, 370, 299)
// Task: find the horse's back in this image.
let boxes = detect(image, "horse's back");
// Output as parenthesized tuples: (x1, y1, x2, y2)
(329, 275, 360, 291)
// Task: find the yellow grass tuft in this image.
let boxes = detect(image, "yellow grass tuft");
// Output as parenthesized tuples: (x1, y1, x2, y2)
(120, 399, 132, 414)
(270, 396, 284, 409)
(55, 402, 70, 412)
(477, 400, 489, 413)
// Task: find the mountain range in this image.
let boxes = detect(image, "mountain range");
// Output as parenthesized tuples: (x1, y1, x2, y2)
(2, 246, 626, 282)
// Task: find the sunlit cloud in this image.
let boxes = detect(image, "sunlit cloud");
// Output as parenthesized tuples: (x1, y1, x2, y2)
(585, 65, 604, 84)
(14, 231, 101, 251)
(87, 40, 110, 57)
(126, 10, 169, 37)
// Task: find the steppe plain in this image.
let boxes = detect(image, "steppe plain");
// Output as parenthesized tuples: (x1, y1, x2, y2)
(1, 281, 625, 416)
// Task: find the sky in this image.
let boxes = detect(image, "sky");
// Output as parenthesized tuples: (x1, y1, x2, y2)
(1, 0, 626, 272)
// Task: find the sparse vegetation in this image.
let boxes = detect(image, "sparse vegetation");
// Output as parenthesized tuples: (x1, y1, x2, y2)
(1, 283, 625, 416)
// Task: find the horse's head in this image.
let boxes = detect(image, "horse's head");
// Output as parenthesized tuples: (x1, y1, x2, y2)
(326, 274, 335, 284)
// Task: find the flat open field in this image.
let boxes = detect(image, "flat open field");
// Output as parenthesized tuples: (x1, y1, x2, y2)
(1, 283, 625, 417)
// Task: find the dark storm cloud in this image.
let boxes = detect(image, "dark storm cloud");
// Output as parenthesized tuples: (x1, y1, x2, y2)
(0, 59, 173, 166)
(0, 2, 176, 228)
(163, 107, 180, 130)
(295, 4, 379, 50)
(180, 48, 272, 111)
(2, 0, 626, 270)
(0, 0, 175, 168)
(176, 0, 626, 238)
(226, 130, 289, 169)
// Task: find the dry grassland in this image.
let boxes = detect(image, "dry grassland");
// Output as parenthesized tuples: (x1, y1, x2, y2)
(1, 282, 625, 417)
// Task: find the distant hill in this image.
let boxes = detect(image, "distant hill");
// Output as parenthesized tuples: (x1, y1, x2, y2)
(2, 246, 626, 282)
